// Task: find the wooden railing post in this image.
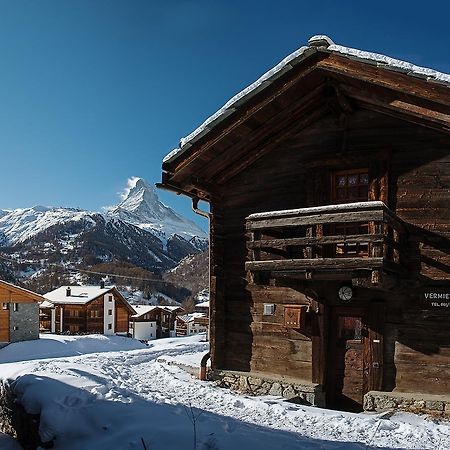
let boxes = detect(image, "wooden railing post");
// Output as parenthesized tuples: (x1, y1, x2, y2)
(304, 226, 313, 259)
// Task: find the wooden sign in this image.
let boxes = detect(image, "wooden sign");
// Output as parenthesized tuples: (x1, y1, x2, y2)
(284, 305, 306, 328)
(422, 290, 450, 309)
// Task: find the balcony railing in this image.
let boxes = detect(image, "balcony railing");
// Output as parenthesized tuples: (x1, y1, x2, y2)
(245, 201, 405, 284)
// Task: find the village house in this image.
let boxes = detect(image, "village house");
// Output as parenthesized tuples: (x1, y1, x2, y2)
(160, 35, 450, 413)
(129, 305, 185, 340)
(176, 313, 208, 337)
(194, 300, 209, 314)
(162, 305, 184, 337)
(42, 283, 135, 335)
(0, 280, 41, 345)
(129, 305, 159, 340)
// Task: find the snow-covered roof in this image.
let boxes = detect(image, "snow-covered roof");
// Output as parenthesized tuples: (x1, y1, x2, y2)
(247, 201, 387, 220)
(163, 35, 450, 165)
(44, 286, 115, 305)
(131, 305, 159, 318)
(177, 313, 207, 323)
(39, 300, 55, 309)
(163, 305, 184, 312)
(196, 301, 209, 308)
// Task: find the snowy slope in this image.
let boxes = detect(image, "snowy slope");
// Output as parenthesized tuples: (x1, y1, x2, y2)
(108, 177, 207, 243)
(0, 206, 95, 245)
(1, 334, 449, 450)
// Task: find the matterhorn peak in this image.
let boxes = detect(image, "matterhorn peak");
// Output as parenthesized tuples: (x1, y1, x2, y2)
(109, 177, 207, 240)
(117, 177, 159, 213)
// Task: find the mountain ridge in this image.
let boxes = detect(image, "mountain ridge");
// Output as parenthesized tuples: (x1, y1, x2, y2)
(0, 179, 208, 291)
(0, 178, 206, 247)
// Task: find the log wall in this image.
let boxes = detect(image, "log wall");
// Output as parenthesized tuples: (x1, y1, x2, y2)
(211, 108, 450, 396)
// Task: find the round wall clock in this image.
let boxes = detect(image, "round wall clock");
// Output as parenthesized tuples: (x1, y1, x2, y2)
(338, 285, 353, 302)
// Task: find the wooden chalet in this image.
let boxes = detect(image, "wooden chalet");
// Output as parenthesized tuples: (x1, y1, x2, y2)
(0, 280, 41, 344)
(160, 35, 450, 413)
(175, 313, 209, 337)
(162, 305, 185, 337)
(43, 284, 135, 335)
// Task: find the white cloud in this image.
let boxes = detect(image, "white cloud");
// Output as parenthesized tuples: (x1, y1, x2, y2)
(119, 176, 141, 201)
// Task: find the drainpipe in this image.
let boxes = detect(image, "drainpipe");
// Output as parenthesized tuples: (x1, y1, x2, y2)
(155, 182, 213, 379)
(190, 197, 213, 379)
(199, 352, 211, 381)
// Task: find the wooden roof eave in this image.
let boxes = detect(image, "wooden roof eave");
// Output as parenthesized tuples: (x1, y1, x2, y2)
(338, 84, 450, 134)
(110, 287, 136, 315)
(163, 51, 450, 189)
(161, 52, 327, 176)
(0, 280, 44, 303)
(316, 54, 450, 107)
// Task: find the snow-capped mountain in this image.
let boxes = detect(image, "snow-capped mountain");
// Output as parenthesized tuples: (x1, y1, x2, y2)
(0, 178, 207, 248)
(108, 177, 206, 243)
(0, 179, 208, 285)
(0, 206, 95, 245)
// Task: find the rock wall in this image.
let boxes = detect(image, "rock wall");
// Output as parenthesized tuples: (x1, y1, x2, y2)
(364, 391, 450, 416)
(9, 303, 39, 343)
(213, 370, 325, 407)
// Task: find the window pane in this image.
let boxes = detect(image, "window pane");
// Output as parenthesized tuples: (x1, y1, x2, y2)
(337, 188, 346, 199)
(347, 187, 359, 199)
(360, 173, 369, 184)
(348, 175, 358, 186)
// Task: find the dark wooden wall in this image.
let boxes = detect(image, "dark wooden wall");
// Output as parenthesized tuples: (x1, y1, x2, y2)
(210, 108, 450, 396)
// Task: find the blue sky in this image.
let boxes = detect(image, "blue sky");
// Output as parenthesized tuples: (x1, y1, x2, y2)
(0, 0, 449, 230)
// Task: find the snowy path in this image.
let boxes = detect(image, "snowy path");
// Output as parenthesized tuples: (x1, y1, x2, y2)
(1, 334, 450, 449)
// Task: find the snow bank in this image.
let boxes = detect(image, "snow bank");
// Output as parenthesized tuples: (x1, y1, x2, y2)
(0, 334, 146, 363)
(1, 334, 449, 449)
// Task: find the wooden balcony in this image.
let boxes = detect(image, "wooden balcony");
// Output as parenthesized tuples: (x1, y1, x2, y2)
(246, 201, 406, 286)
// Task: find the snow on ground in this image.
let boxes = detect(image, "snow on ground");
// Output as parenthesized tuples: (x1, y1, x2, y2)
(0, 433, 23, 450)
(0, 334, 449, 450)
(0, 334, 146, 363)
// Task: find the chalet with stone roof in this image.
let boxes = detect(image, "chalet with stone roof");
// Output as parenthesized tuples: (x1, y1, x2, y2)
(160, 35, 450, 414)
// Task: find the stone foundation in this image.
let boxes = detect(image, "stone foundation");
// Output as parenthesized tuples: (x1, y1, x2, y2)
(364, 391, 450, 416)
(212, 370, 325, 407)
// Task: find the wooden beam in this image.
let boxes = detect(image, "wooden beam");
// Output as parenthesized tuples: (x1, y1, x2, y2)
(247, 209, 384, 230)
(338, 84, 450, 133)
(245, 257, 384, 271)
(317, 55, 450, 107)
(248, 234, 385, 249)
(212, 95, 330, 185)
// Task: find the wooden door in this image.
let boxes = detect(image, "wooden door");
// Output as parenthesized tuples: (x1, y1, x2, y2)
(327, 307, 366, 411)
